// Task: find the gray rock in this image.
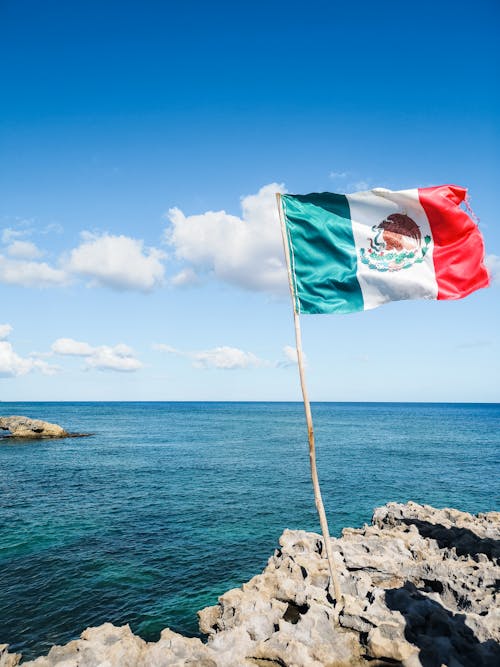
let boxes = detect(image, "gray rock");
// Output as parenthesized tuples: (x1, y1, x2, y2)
(367, 622, 417, 662)
(0, 416, 78, 439)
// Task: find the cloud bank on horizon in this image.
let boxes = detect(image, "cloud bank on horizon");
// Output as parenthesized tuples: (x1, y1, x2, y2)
(0, 324, 298, 378)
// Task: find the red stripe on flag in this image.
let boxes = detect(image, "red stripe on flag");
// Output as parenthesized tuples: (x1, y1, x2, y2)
(418, 185, 490, 300)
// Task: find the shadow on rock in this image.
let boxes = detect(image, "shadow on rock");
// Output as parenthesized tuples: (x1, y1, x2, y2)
(401, 517, 500, 561)
(385, 582, 500, 667)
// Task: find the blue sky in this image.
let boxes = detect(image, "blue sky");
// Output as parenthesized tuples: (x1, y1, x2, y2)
(1, 0, 499, 401)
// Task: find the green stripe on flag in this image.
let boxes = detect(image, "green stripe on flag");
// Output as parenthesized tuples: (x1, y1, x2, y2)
(282, 193, 364, 314)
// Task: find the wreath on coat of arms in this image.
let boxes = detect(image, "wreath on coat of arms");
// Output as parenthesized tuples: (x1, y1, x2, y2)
(359, 213, 431, 272)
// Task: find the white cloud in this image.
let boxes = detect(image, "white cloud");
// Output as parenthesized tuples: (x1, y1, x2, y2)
(351, 180, 371, 191)
(282, 345, 298, 365)
(154, 341, 268, 370)
(0, 334, 59, 377)
(192, 346, 266, 370)
(0, 324, 13, 340)
(167, 183, 288, 294)
(31, 359, 61, 375)
(1, 227, 30, 244)
(0, 231, 166, 292)
(328, 171, 374, 194)
(170, 267, 200, 287)
(52, 338, 95, 356)
(0, 255, 69, 287)
(6, 240, 43, 259)
(41, 223, 64, 235)
(28, 350, 54, 359)
(152, 343, 179, 354)
(0, 342, 34, 377)
(67, 232, 166, 292)
(1, 220, 62, 244)
(85, 345, 142, 372)
(52, 337, 142, 372)
(0, 225, 68, 288)
(0, 325, 59, 377)
(277, 344, 308, 368)
(485, 254, 500, 285)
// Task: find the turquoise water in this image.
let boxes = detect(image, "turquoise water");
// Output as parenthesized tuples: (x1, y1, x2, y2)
(0, 402, 498, 660)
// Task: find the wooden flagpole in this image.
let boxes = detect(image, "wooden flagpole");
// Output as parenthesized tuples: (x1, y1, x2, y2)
(276, 193, 343, 610)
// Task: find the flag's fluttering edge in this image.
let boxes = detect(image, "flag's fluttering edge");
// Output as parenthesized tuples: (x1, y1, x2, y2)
(280, 185, 490, 315)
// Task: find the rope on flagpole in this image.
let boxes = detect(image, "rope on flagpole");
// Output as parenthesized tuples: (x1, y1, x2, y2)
(276, 193, 343, 612)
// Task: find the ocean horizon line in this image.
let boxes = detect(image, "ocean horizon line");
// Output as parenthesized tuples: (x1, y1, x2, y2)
(1, 400, 498, 405)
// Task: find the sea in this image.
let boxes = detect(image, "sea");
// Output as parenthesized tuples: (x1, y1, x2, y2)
(0, 401, 498, 661)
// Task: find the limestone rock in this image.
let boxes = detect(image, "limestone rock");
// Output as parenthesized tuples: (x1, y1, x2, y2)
(0, 643, 21, 667)
(367, 622, 417, 661)
(141, 628, 217, 666)
(0, 416, 69, 439)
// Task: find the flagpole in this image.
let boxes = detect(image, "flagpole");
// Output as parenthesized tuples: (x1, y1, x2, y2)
(276, 193, 343, 610)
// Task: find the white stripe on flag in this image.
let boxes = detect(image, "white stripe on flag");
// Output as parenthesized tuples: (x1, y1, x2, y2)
(346, 188, 438, 311)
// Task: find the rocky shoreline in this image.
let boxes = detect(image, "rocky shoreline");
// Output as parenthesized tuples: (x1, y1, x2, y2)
(2, 502, 499, 666)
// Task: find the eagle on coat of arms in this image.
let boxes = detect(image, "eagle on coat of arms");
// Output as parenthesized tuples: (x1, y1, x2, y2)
(359, 213, 431, 272)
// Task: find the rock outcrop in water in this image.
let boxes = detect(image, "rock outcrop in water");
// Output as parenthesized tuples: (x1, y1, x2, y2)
(0, 416, 73, 439)
(3, 502, 499, 666)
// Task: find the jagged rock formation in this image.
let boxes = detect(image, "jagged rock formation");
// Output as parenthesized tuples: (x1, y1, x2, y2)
(3, 502, 499, 666)
(0, 416, 69, 439)
(0, 644, 22, 667)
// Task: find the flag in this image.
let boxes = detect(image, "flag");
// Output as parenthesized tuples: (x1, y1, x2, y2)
(280, 185, 489, 315)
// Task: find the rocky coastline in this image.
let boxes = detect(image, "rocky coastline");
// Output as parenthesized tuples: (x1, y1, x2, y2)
(1, 502, 499, 667)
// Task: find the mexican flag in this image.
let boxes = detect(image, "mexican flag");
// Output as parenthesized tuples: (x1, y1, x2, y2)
(279, 185, 489, 315)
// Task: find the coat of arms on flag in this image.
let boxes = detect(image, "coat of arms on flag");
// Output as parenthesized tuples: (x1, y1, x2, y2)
(359, 212, 432, 272)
